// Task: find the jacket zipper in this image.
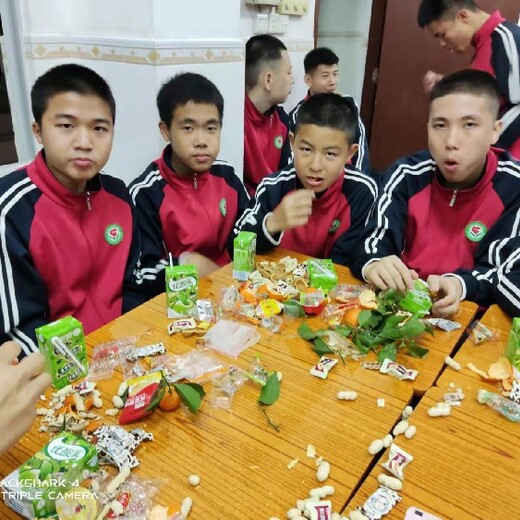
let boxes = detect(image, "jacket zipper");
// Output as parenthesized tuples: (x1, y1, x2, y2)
(449, 190, 458, 207)
(86, 191, 92, 210)
(193, 173, 198, 190)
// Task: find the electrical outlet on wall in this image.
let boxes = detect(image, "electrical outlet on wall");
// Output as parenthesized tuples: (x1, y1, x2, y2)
(254, 13, 269, 34)
(268, 12, 282, 34)
(244, 0, 281, 6)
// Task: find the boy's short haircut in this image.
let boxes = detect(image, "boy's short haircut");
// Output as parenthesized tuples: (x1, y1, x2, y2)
(295, 93, 356, 143)
(430, 69, 500, 118)
(31, 64, 116, 125)
(245, 34, 287, 90)
(417, 0, 478, 28)
(157, 72, 224, 127)
(304, 47, 339, 74)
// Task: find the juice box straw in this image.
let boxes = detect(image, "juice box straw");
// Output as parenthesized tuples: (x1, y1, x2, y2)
(51, 336, 85, 373)
(169, 252, 173, 267)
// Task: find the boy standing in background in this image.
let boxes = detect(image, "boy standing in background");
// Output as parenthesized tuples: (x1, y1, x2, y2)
(244, 34, 293, 194)
(418, 0, 520, 158)
(288, 47, 370, 174)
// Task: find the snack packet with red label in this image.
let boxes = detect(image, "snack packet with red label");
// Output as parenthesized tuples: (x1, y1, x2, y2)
(119, 373, 164, 425)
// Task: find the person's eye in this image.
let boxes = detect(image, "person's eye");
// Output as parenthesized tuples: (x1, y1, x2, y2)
(183, 126, 193, 132)
(58, 123, 73, 129)
(94, 126, 108, 132)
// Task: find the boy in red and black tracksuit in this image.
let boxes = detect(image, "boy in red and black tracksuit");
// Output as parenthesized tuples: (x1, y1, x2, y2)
(236, 93, 378, 260)
(130, 73, 249, 299)
(419, 1, 520, 158)
(244, 34, 293, 195)
(345, 70, 520, 318)
(288, 47, 371, 175)
(0, 64, 143, 357)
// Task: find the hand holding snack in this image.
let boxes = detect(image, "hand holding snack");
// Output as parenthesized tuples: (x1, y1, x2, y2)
(364, 256, 418, 293)
(427, 274, 462, 318)
(0, 341, 51, 454)
(266, 189, 315, 235)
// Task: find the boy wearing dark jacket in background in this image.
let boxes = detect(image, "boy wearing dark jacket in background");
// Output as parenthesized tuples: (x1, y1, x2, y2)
(288, 47, 370, 175)
(243, 34, 293, 194)
(0, 64, 143, 356)
(130, 73, 249, 298)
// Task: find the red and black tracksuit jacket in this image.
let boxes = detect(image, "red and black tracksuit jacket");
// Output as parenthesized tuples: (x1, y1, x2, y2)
(347, 148, 520, 307)
(235, 162, 378, 259)
(471, 10, 520, 158)
(129, 145, 249, 298)
(243, 94, 292, 195)
(0, 151, 143, 357)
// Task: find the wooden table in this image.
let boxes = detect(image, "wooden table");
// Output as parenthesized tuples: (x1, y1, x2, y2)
(435, 304, 514, 396)
(344, 383, 520, 520)
(0, 249, 479, 519)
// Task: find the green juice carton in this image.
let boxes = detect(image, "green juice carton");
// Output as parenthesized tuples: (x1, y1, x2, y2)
(35, 316, 88, 390)
(233, 231, 257, 281)
(399, 279, 432, 316)
(1, 432, 98, 519)
(308, 259, 338, 292)
(505, 317, 520, 375)
(165, 264, 198, 318)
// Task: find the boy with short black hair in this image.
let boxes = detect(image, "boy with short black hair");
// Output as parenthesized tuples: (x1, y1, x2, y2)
(346, 69, 520, 317)
(288, 47, 370, 174)
(418, 0, 520, 158)
(236, 93, 378, 260)
(244, 34, 293, 194)
(129, 72, 249, 298)
(0, 64, 143, 356)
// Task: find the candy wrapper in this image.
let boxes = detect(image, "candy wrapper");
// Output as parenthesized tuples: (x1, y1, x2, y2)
(425, 317, 461, 332)
(89, 337, 137, 381)
(196, 299, 215, 322)
(119, 373, 164, 425)
(92, 425, 153, 470)
(203, 319, 260, 358)
(309, 500, 332, 520)
(247, 356, 269, 386)
(208, 366, 248, 410)
(300, 288, 327, 315)
(468, 321, 495, 344)
(361, 485, 402, 520)
(168, 318, 197, 335)
(380, 358, 418, 381)
(310, 356, 338, 379)
(329, 284, 366, 303)
(319, 330, 364, 361)
(381, 443, 413, 480)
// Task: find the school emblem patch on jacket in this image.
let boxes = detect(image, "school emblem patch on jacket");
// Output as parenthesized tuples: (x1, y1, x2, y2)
(464, 221, 487, 242)
(274, 135, 283, 149)
(219, 198, 227, 217)
(105, 224, 124, 245)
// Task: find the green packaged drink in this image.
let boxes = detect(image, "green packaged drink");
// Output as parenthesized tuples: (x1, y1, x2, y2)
(505, 317, 520, 372)
(165, 264, 198, 318)
(2, 432, 98, 519)
(35, 316, 88, 390)
(233, 231, 257, 281)
(399, 279, 432, 316)
(308, 259, 338, 291)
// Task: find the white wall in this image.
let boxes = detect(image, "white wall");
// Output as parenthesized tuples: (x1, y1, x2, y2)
(9, 0, 316, 184)
(240, 3, 315, 113)
(317, 0, 372, 104)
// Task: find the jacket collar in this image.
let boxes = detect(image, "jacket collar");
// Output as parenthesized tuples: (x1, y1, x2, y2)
(472, 11, 505, 49)
(245, 94, 277, 125)
(27, 150, 102, 210)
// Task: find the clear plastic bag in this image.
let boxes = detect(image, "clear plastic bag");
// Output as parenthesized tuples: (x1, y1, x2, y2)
(89, 337, 137, 381)
(203, 319, 260, 358)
